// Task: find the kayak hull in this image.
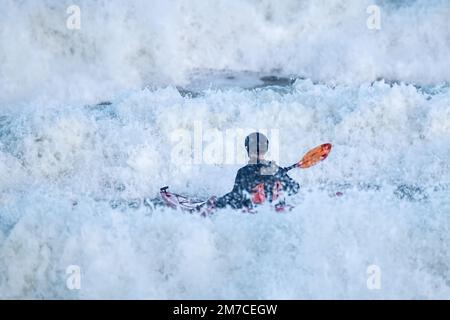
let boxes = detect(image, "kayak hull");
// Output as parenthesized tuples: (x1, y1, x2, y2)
(159, 186, 293, 215)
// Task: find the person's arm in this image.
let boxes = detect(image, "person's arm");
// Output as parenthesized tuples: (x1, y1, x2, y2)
(278, 171, 300, 196)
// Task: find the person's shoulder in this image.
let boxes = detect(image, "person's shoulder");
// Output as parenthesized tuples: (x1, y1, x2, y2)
(265, 160, 280, 169)
(237, 163, 259, 176)
(236, 165, 248, 175)
(237, 164, 251, 173)
(234, 166, 251, 181)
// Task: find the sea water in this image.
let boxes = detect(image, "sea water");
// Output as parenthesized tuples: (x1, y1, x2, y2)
(0, 0, 449, 299)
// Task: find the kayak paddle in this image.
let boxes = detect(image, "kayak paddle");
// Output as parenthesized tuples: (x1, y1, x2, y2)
(283, 143, 332, 172)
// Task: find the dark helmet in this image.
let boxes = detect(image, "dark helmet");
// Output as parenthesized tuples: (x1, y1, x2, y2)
(245, 132, 269, 157)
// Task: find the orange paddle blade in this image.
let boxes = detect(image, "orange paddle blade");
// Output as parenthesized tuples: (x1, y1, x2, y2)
(298, 143, 332, 169)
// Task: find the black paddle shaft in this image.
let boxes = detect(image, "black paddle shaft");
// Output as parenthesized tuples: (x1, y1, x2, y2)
(282, 163, 299, 173)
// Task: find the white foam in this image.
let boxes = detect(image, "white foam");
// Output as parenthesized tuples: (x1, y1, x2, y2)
(1, 0, 450, 299)
(1, 81, 450, 298)
(1, 0, 450, 105)
(1, 188, 449, 299)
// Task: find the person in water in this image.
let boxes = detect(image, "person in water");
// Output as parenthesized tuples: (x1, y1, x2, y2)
(213, 132, 300, 209)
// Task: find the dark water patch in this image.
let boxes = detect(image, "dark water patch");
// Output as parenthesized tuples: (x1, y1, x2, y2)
(394, 184, 429, 202)
(96, 101, 112, 106)
(0, 115, 25, 162)
(180, 70, 298, 95)
(372, 78, 449, 96)
(176, 87, 201, 98)
(84, 101, 117, 120)
(103, 180, 127, 193)
(108, 196, 163, 211)
(0, 116, 14, 153)
(433, 183, 450, 192)
(258, 75, 296, 87)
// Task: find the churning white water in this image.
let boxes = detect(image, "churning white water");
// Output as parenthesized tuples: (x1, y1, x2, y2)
(0, 0, 449, 299)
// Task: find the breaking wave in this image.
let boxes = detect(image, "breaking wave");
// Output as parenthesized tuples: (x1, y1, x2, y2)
(1, 0, 450, 299)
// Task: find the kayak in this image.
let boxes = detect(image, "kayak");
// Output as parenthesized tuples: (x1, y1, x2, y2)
(158, 143, 334, 215)
(160, 186, 207, 211)
(159, 186, 294, 215)
(102, 144, 334, 212)
(159, 186, 216, 215)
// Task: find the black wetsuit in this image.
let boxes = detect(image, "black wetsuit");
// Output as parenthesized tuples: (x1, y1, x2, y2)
(215, 160, 300, 209)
